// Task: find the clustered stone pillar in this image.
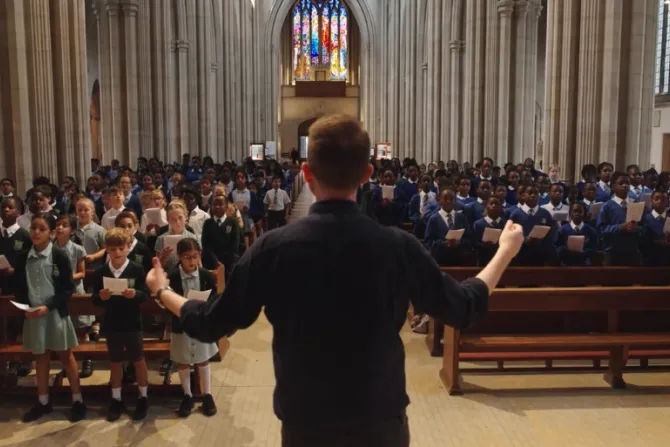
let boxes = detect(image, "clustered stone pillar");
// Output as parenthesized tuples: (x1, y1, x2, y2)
(543, 0, 657, 180)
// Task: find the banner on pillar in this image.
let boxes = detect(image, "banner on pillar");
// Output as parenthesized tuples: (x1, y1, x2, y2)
(265, 141, 277, 160)
(376, 143, 392, 160)
(250, 143, 265, 161)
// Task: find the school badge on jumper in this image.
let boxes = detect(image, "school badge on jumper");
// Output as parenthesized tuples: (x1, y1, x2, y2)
(128, 279, 136, 288)
(226, 226, 232, 234)
(134, 255, 143, 264)
(52, 265, 60, 277)
(14, 240, 23, 250)
(541, 218, 547, 225)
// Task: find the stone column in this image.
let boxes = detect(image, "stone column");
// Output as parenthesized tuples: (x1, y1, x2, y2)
(440, 0, 453, 159)
(70, 0, 92, 184)
(122, 1, 139, 164)
(483, 0, 499, 159)
(187, 0, 198, 155)
(472, 0, 487, 163)
(106, 0, 122, 161)
(449, 0, 464, 161)
(150, 0, 165, 159)
(512, 0, 527, 162)
(176, 39, 189, 155)
(137, 0, 153, 156)
(462, 0, 476, 162)
(524, 0, 542, 162)
(497, 0, 514, 164)
(557, 0, 579, 179)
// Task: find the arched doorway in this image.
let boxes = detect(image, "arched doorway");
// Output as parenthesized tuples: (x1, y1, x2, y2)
(297, 117, 318, 159)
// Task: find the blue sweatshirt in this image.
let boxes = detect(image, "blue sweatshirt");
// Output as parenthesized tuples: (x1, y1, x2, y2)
(555, 222, 599, 266)
(641, 210, 670, 266)
(510, 205, 555, 265)
(596, 197, 643, 254)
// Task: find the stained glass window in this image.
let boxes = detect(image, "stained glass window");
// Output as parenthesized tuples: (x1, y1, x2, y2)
(292, 0, 348, 82)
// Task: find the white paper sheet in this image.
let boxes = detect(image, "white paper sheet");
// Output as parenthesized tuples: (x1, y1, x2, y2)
(0, 255, 12, 269)
(103, 277, 129, 294)
(626, 202, 645, 223)
(528, 225, 551, 240)
(144, 208, 164, 225)
(162, 234, 182, 251)
(10, 300, 39, 312)
(187, 289, 211, 301)
(234, 200, 247, 211)
(664, 217, 670, 234)
(482, 228, 502, 243)
(553, 211, 569, 223)
(382, 185, 394, 201)
(588, 202, 603, 217)
(567, 235, 585, 252)
(445, 229, 465, 241)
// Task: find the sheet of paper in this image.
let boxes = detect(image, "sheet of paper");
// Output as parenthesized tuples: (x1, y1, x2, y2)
(664, 217, 670, 234)
(10, 300, 39, 312)
(187, 289, 212, 301)
(103, 277, 129, 294)
(640, 193, 653, 209)
(445, 229, 465, 241)
(567, 235, 585, 252)
(553, 211, 569, 223)
(144, 208, 164, 225)
(625, 201, 645, 223)
(528, 225, 551, 240)
(234, 200, 247, 211)
(482, 227, 502, 243)
(382, 185, 394, 201)
(588, 202, 603, 217)
(0, 255, 12, 269)
(162, 234, 182, 251)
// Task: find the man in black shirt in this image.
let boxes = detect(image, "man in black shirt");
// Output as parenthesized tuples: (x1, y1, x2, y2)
(147, 115, 523, 447)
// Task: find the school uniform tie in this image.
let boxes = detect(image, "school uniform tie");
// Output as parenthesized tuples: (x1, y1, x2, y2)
(528, 209, 535, 216)
(620, 201, 627, 210)
(273, 190, 278, 206)
(446, 214, 454, 228)
(2, 230, 7, 239)
(218, 218, 224, 227)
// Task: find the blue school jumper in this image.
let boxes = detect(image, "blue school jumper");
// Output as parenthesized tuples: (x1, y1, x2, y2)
(470, 176, 499, 197)
(409, 191, 437, 239)
(473, 216, 507, 266)
(641, 210, 670, 266)
(456, 194, 475, 208)
(464, 199, 486, 226)
(394, 178, 418, 207)
(596, 196, 643, 264)
(555, 222, 598, 266)
(372, 185, 404, 227)
(505, 186, 518, 206)
(510, 205, 555, 265)
(627, 185, 652, 203)
(538, 193, 551, 207)
(580, 199, 600, 229)
(595, 181, 613, 203)
(424, 210, 470, 266)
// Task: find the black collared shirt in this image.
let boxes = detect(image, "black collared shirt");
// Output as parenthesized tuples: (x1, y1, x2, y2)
(180, 199, 489, 428)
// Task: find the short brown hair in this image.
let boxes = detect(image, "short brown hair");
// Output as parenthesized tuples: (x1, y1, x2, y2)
(307, 114, 370, 190)
(105, 227, 132, 247)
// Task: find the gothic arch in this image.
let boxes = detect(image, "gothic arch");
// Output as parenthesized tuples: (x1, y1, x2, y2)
(264, 0, 377, 146)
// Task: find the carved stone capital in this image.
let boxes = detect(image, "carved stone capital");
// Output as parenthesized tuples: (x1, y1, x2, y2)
(211, 62, 218, 72)
(449, 40, 464, 51)
(121, 2, 139, 16)
(105, 0, 120, 15)
(176, 39, 189, 51)
(497, 0, 515, 17)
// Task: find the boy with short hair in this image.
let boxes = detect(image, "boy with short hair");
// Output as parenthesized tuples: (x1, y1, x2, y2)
(454, 176, 474, 208)
(264, 175, 291, 230)
(510, 185, 556, 265)
(626, 164, 651, 202)
(542, 183, 568, 226)
(472, 197, 507, 266)
(1, 178, 15, 200)
(409, 174, 437, 239)
(596, 162, 614, 203)
(182, 186, 210, 236)
(641, 190, 670, 266)
(536, 174, 551, 206)
(464, 179, 491, 225)
(17, 188, 54, 230)
(424, 189, 470, 266)
(92, 228, 150, 421)
(102, 186, 126, 230)
(555, 203, 598, 266)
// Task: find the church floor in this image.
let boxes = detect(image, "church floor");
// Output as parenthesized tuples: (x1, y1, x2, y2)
(0, 315, 669, 447)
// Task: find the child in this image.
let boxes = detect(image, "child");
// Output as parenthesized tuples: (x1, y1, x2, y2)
(169, 239, 219, 418)
(556, 203, 598, 266)
(641, 190, 670, 266)
(155, 201, 198, 272)
(510, 185, 556, 266)
(515, 185, 527, 207)
(140, 189, 168, 234)
(1, 177, 15, 199)
(472, 197, 507, 266)
(15, 213, 86, 422)
(627, 164, 651, 202)
(424, 189, 470, 266)
(200, 175, 214, 213)
(202, 196, 241, 278)
(541, 183, 568, 226)
(431, 169, 448, 193)
(580, 181, 599, 228)
(102, 186, 125, 230)
(536, 174, 551, 206)
(576, 164, 597, 199)
(454, 176, 474, 208)
(464, 179, 491, 225)
(597, 172, 642, 266)
(644, 169, 659, 192)
(372, 170, 404, 226)
(92, 228, 150, 421)
(229, 169, 258, 232)
(506, 171, 520, 205)
(17, 188, 53, 230)
(395, 163, 420, 207)
(264, 175, 291, 230)
(548, 164, 561, 184)
(409, 174, 437, 239)
(493, 185, 515, 215)
(182, 186, 210, 237)
(470, 157, 498, 196)
(596, 162, 614, 203)
(115, 211, 152, 273)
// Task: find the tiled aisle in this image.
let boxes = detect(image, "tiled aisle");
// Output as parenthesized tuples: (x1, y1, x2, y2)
(1, 314, 669, 446)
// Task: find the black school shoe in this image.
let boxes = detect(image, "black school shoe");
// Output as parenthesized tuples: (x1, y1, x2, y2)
(107, 399, 126, 422)
(80, 360, 93, 379)
(133, 397, 149, 421)
(201, 394, 217, 417)
(22, 402, 53, 423)
(177, 395, 194, 418)
(70, 401, 87, 422)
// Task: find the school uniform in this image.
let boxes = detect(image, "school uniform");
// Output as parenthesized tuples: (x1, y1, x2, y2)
(555, 221, 598, 266)
(394, 178, 418, 209)
(409, 191, 437, 239)
(595, 180, 613, 203)
(128, 238, 153, 273)
(597, 195, 642, 266)
(463, 198, 486, 226)
(229, 188, 258, 231)
(456, 194, 475, 208)
(14, 243, 78, 355)
(188, 206, 210, 236)
(265, 188, 291, 230)
(472, 215, 507, 266)
(76, 221, 106, 268)
(155, 229, 199, 272)
(628, 185, 653, 203)
(168, 267, 219, 365)
(102, 206, 125, 230)
(371, 185, 404, 227)
(510, 204, 556, 265)
(505, 186, 518, 206)
(58, 240, 87, 294)
(124, 193, 143, 220)
(0, 224, 32, 292)
(641, 210, 670, 266)
(424, 209, 470, 266)
(542, 202, 569, 228)
(16, 211, 36, 231)
(185, 168, 204, 184)
(470, 176, 499, 197)
(538, 192, 551, 207)
(91, 259, 149, 362)
(201, 216, 241, 276)
(134, 231, 147, 245)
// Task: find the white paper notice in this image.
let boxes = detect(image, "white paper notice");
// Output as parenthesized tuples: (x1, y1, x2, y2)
(626, 202, 645, 223)
(445, 229, 465, 241)
(567, 235, 585, 252)
(0, 255, 12, 270)
(10, 300, 39, 312)
(664, 217, 670, 234)
(528, 225, 551, 240)
(589, 202, 603, 217)
(553, 211, 569, 223)
(187, 289, 211, 301)
(144, 208, 164, 225)
(482, 228, 502, 243)
(382, 185, 394, 201)
(103, 277, 129, 294)
(162, 235, 182, 251)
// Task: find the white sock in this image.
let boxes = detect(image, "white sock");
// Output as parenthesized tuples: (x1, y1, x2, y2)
(138, 386, 148, 398)
(38, 394, 49, 405)
(178, 368, 192, 397)
(111, 387, 122, 401)
(72, 392, 83, 403)
(198, 364, 211, 396)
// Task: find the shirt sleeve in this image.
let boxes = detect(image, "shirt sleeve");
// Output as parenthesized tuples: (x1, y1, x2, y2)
(179, 244, 265, 343)
(405, 233, 489, 329)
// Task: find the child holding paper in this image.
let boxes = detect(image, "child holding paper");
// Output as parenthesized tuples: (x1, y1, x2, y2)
(202, 196, 241, 278)
(101, 186, 125, 230)
(541, 183, 569, 226)
(169, 238, 218, 418)
(473, 197, 507, 266)
(155, 201, 198, 272)
(424, 189, 469, 266)
(641, 190, 670, 266)
(505, 170, 521, 205)
(464, 180, 491, 225)
(14, 214, 86, 423)
(556, 203, 598, 266)
(372, 170, 404, 226)
(597, 172, 643, 266)
(510, 185, 556, 266)
(140, 189, 168, 234)
(92, 228, 150, 422)
(409, 174, 437, 238)
(228, 169, 259, 232)
(626, 164, 651, 202)
(115, 211, 152, 273)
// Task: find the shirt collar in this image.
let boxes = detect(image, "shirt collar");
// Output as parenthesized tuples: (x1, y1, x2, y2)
(180, 266, 199, 281)
(484, 216, 501, 225)
(309, 199, 359, 216)
(570, 221, 584, 231)
(480, 175, 492, 181)
(477, 197, 484, 204)
(438, 209, 455, 220)
(520, 203, 539, 214)
(508, 185, 515, 191)
(549, 202, 564, 211)
(125, 192, 132, 201)
(129, 238, 138, 252)
(407, 178, 416, 184)
(612, 195, 626, 205)
(108, 258, 130, 276)
(1, 223, 20, 237)
(582, 199, 592, 206)
(28, 242, 53, 259)
(190, 206, 203, 216)
(652, 210, 667, 220)
(599, 180, 610, 189)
